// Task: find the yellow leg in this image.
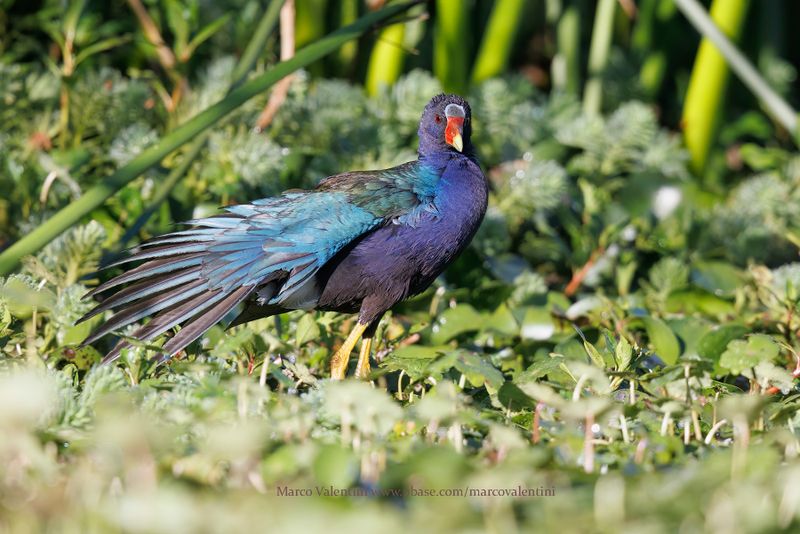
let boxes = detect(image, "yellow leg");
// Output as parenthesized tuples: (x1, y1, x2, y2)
(330, 321, 369, 380)
(355, 337, 372, 379)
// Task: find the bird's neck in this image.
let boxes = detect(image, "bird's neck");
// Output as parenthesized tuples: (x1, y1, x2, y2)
(417, 149, 478, 170)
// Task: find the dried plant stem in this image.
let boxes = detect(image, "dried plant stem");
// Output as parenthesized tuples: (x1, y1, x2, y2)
(58, 85, 70, 148)
(256, 0, 296, 131)
(660, 411, 672, 436)
(259, 356, 269, 387)
(40, 171, 58, 205)
(619, 414, 630, 443)
(731, 415, 749, 478)
(565, 247, 604, 297)
(584, 413, 595, 473)
(712, 391, 719, 426)
(126, 0, 185, 111)
(532, 402, 544, 444)
(617, 0, 637, 19)
(634, 439, 647, 464)
(127, 0, 176, 69)
(692, 410, 703, 441)
(396, 370, 406, 400)
(704, 418, 728, 445)
(573, 373, 589, 401)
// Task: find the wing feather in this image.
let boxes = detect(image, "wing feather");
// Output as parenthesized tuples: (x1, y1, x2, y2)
(81, 189, 381, 362)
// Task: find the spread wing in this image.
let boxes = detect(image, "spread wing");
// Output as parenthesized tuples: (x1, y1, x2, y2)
(80, 191, 380, 362)
(80, 161, 441, 363)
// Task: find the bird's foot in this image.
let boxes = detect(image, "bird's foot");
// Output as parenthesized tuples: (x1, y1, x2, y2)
(355, 337, 372, 379)
(330, 321, 369, 380)
(330, 348, 349, 380)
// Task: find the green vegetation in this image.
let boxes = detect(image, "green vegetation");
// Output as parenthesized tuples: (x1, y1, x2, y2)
(681, 0, 750, 174)
(1, 0, 800, 532)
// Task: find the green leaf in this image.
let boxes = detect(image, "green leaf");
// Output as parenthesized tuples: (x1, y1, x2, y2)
(64, 0, 88, 37)
(164, 0, 191, 53)
(583, 340, 607, 369)
(185, 14, 232, 59)
(434, 0, 469, 93)
(485, 303, 519, 337)
(453, 351, 505, 389)
(388, 345, 448, 360)
(520, 307, 555, 341)
(0, 299, 10, 336)
(641, 316, 680, 364)
(498, 382, 538, 411)
(615, 335, 633, 371)
(61, 345, 102, 370)
(61, 319, 93, 346)
(691, 260, 742, 298)
(380, 345, 451, 380)
(743, 361, 794, 392)
(210, 328, 254, 358)
(295, 314, 320, 347)
(74, 35, 131, 67)
(719, 334, 780, 375)
(649, 257, 689, 295)
(516, 354, 567, 383)
(553, 337, 588, 361)
(229, 0, 284, 87)
(697, 324, 748, 363)
(270, 366, 295, 388)
(516, 380, 567, 408)
(739, 143, 791, 170)
(0, 276, 56, 318)
(667, 317, 713, 359)
(430, 304, 483, 344)
(665, 289, 736, 315)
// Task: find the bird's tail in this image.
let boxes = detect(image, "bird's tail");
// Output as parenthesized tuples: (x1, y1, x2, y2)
(78, 223, 259, 364)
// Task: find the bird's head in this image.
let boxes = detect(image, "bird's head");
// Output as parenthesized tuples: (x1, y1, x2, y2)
(418, 94, 473, 157)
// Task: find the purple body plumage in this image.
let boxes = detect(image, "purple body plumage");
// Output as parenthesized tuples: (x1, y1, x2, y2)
(80, 94, 488, 363)
(317, 153, 487, 326)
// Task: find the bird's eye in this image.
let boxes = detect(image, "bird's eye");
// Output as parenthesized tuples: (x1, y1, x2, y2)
(434, 114, 442, 124)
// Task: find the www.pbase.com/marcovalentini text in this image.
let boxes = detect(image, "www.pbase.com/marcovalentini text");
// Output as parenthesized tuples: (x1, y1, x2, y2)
(275, 485, 556, 498)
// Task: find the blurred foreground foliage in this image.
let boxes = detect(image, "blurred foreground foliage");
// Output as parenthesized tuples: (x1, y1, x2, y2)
(2, 1, 800, 532)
